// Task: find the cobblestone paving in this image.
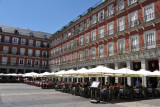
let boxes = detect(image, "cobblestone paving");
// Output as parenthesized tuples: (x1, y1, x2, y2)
(0, 84, 160, 107)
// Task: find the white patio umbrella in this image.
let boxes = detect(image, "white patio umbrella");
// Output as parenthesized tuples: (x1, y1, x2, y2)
(85, 66, 115, 77)
(0, 73, 5, 76)
(6, 73, 16, 76)
(23, 72, 38, 77)
(41, 72, 51, 77)
(148, 70, 160, 77)
(136, 69, 151, 77)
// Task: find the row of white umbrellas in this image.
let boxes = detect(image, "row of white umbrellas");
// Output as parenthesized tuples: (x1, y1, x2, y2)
(57, 66, 160, 78)
(1, 65, 160, 78)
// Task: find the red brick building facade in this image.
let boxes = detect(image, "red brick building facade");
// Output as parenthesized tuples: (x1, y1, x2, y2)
(0, 25, 51, 74)
(48, 0, 160, 86)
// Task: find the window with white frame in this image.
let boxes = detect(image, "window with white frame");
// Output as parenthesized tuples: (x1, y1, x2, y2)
(36, 41, 41, 47)
(99, 44, 104, 58)
(3, 46, 9, 54)
(99, 26, 104, 38)
(19, 59, 24, 65)
(144, 29, 156, 49)
(34, 60, 40, 66)
(42, 61, 47, 67)
(91, 47, 96, 58)
(69, 54, 72, 62)
(80, 22, 84, 31)
(20, 48, 25, 55)
(65, 55, 68, 63)
(53, 48, 55, 55)
(143, 3, 155, 22)
(50, 50, 53, 56)
(79, 51, 83, 61)
(11, 58, 16, 65)
(80, 35, 83, 45)
(12, 47, 17, 54)
(4, 36, 10, 43)
(70, 40, 73, 49)
(61, 57, 63, 63)
(58, 57, 60, 64)
(66, 42, 69, 50)
(117, 38, 125, 54)
(68, 31, 71, 37)
(66, 31, 69, 37)
(27, 59, 32, 66)
(56, 47, 58, 54)
(28, 49, 33, 56)
(75, 25, 79, 34)
(43, 42, 47, 47)
(29, 40, 33, 46)
(86, 18, 90, 28)
(71, 28, 74, 36)
(117, 17, 125, 31)
(91, 29, 96, 41)
(12, 37, 19, 44)
(98, 9, 105, 21)
(74, 38, 78, 47)
(73, 52, 77, 61)
(129, 11, 138, 27)
(128, 0, 137, 5)
(42, 51, 47, 57)
(2, 57, 8, 64)
(108, 42, 114, 56)
(55, 58, 57, 64)
(21, 38, 26, 45)
(108, 4, 114, 17)
(84, 49, 89, 59)
(0, 35, 1, 42)
(59, 45, 61, 53)
(129, 34, 139, 52)
(62, 44, 65, 52)
(92, 14, 97, 25)
(35, 50, 40, 57)
(117, 0, 124, 11)
(108, 21, 114, 35)
(85, 33, 89, 43)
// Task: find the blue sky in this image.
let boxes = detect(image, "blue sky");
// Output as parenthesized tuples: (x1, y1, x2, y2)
(0, 0, 100, 34)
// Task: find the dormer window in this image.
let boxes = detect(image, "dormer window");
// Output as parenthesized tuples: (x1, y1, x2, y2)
(30, 32, 34, 37)
(14, 30, 19, 35)
(0, 27, 2, 32)
(43, 35, 47, 39)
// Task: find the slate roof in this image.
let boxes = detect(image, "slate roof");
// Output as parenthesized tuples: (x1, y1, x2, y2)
(0, 24, 52, 39)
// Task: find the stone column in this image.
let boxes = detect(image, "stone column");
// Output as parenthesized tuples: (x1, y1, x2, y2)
(82, 78, 84, 83)
(88, 66, 92, 81)
(127, 61, 133, 86)
(71, 78, 74, 82)
(115, 63, 120, 83)
(104, 63, 109, 84)
(158, 58, 160, 71)
(96, 77, 99, 81)
(141, 59, 148, 87)
(77, 78, 79, 83)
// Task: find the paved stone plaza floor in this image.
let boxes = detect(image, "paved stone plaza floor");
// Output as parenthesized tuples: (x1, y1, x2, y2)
(0, 84, 160, 107)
